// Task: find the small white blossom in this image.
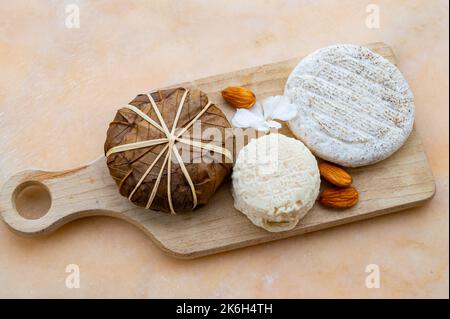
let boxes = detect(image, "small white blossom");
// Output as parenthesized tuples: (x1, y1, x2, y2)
(231, 95, 298, 132)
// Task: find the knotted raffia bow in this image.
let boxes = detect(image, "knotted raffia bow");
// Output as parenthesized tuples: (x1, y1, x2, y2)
(106, 89, 232, 214)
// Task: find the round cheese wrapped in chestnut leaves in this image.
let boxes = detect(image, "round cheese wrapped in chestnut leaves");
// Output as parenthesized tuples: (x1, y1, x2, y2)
(104, 87, 232, 213)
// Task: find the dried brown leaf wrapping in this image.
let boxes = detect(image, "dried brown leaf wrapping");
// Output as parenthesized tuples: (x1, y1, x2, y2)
(104, 88, 233, 213)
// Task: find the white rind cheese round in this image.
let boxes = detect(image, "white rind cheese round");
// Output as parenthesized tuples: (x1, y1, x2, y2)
(285, 44, 415, 167)
(232, 133, 320, 232)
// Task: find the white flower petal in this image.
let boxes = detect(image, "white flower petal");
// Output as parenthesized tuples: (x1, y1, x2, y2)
(261, 95, 287, 119)
(254, 122, 270, 132)
(270, 100, 298, 121)
(249, 102, 264, 118)
(266, 120, 282, 129)
(231, 97, 296, 131)
(231, 108, 262, 128)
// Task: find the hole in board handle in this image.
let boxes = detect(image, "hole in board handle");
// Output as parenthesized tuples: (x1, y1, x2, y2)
(12, 181, 52, 220)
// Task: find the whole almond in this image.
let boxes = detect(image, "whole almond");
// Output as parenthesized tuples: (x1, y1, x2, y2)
(318, 162, 352, 187)
(319, 187, 359, 209)
(221, 86, 256, 109)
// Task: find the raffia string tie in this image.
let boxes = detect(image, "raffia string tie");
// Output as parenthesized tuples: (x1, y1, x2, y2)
(106, 89, 232, 214)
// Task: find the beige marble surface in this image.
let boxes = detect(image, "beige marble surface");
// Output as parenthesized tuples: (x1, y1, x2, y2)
(0, 0, 448, 298)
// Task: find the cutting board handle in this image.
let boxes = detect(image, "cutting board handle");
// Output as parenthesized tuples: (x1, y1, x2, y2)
(0, 156, 125, 236)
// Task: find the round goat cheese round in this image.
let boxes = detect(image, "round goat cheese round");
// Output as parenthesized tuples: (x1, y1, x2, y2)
(285, 44, 415, 167)
(232, 133, 320, 232)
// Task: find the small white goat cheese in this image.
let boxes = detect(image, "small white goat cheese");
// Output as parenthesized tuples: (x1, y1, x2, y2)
(232, 133, 320, 232)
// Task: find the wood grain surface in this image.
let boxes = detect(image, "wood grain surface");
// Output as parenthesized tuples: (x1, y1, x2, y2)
(0, 42, 435, 259)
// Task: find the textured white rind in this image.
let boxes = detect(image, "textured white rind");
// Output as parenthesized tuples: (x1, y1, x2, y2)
(232, 134, 320, 232)
(285, 44, 415, 167)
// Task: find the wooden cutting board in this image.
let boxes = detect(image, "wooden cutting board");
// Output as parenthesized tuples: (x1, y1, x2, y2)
(0, 42, 435, 259)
